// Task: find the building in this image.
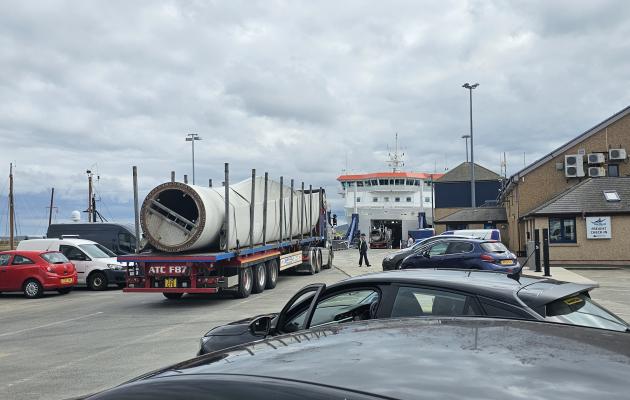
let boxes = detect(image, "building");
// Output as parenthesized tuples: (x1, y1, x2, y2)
(525, 177, 630, 266)
(433, 162, 503, 234)
(502, 105, 630, 262)
(337, 171, 442, 247)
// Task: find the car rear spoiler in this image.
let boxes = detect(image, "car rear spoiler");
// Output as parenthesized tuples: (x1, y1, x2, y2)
(517, 281, 598, 309)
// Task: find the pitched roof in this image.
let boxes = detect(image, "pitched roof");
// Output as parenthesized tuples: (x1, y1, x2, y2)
(526, 177, 630, 216)
(435, 207, 507, 223)
(337, 172, 443, 181)
(505, 105, 630, 192)
(436, 162, 502, 182)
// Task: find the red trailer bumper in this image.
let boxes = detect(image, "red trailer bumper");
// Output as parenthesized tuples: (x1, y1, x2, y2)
(123, 287, 219, 294)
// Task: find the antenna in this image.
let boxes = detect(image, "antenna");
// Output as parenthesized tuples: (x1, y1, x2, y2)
(386, 133, 405, 172)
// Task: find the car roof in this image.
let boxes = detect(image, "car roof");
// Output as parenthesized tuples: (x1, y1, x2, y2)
(135, 318, 630, 400)
(19, 238, 98, 245)
(335, 269, 595, 306)
(0, 250, 52, 256)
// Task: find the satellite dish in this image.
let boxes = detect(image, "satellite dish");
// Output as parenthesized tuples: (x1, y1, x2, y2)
(71, 210, 81, 222)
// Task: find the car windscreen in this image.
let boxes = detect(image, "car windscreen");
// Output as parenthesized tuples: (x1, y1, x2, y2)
(480, 242, 509, 253)
(79, 244, 113, 259)
(95, 243, 117, 257)
(41, 252, 70, 264)
(545, 293, 628, 332)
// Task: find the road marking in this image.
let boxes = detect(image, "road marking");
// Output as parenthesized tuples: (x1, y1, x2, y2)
(0, 312, 103, 338)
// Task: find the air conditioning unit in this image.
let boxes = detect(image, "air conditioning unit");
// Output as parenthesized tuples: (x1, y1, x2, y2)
(564, 154, 585, 178)
(587, 153, 606, 164)
(609, 148, 627, 160)
(588, 167, 606, 177)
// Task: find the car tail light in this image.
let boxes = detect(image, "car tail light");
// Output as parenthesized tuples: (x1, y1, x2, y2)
(480, 253, 494, 262)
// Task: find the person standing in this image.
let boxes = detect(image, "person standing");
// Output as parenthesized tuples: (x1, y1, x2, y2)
(407, 235, 414, 248)
(359, 234, 371, 267)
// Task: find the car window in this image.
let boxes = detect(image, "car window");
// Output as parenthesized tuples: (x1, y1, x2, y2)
(446, 242, 474, 254)
(545, 293, 628, 332)
(428, 242, 449, 256)
(79, 244, 112, 258)
(391, 286, 477, 318)
(41, 252, 70, 264)
(60, 245, 87, 261)
(285, 289, 379, 332)
(480, 299, 532, 319)
(12, 255, 35, 265)
(480, 242, 509, 253)
(0, 254, 10, 266)
(118, 232, 135, 253)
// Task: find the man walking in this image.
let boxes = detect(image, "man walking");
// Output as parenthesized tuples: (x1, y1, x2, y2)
(359, 233, 371, 267)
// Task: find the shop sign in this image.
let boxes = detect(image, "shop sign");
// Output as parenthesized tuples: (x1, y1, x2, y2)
(586, 216, 611, 239)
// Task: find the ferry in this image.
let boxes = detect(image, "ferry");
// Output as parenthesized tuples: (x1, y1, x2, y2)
(337, 136, 443, 248)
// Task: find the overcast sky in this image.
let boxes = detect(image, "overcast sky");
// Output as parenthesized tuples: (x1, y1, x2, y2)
(1, 0, 629, 234)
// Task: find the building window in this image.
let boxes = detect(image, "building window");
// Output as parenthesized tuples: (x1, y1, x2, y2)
(406, 179, 414, 185)
(395, 179, 404, 185)
(379, 179, 388, 185)
(395, 197, 400, 202)
(356, 197, 361, 202)
(371, 180, 378, 186)
(384, 197, 390, 202)
(406, 197, 412, 202)
(425, 181, 431, 186)
(356, 181, 364, 187)
(424, 197, 431, 203)
(608, 164, 620, 177)
(373, 197, 378, 203)
(446, 224, 468, 230)
(364, 180, 371, 186)
(549, 217, 576, 243)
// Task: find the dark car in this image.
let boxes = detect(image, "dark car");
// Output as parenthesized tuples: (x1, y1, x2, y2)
(197, 269, 628, 355)
(401, 237, 520, 272)
(81, 318, 630, 400)
(382, 234, 471, 270)
(47, 222, 138, 255)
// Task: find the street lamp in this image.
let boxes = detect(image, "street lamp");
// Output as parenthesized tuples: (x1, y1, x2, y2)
(461, 134, 471, 163)
(462, 82, 479, 208)
(185, 133, 202, 184)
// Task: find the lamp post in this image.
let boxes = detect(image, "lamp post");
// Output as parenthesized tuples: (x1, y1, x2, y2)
(185, 133, 202, 184)
(461, 134, 471, 163)
(462, 83, 479, 208)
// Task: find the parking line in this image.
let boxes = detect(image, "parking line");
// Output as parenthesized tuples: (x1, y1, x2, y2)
(0, 312, 103, 338)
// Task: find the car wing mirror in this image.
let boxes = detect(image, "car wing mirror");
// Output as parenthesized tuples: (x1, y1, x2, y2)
(249, 315, 273, 337)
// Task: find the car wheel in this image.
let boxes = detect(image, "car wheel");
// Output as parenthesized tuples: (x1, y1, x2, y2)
(235, 267, 253, 298)
(265, 259, 278, 290)
(308, 249, 316, 275)
(88, 271, 108, 291)
(24, 279, 43, 299)
(163, 292, 183, 300)
(252, 263, 266, 294)
(57, 288, 72, 295)
(315, 248, 322, 273)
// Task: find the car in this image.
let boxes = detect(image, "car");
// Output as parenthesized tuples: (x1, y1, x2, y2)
(79, 318, 630, 400)
(17, 238, 126, 290)
(0, 250, 77, 298)
(400, 237, 519, 272)
(47, 222, 138, 255)
(197, 268, 628, 355)
(382, 234, 472, 270)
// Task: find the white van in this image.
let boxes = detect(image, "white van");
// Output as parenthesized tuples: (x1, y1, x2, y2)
(17, 238, 125, 290)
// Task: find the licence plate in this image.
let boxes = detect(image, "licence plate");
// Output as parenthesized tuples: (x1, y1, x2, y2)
(500, 260, 513, 265)
(164, 278, 177, 288)
(61, 278, 74, 284)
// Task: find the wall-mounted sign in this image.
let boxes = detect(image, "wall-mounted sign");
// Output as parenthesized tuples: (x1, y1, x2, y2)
(586, 216, 611, 239)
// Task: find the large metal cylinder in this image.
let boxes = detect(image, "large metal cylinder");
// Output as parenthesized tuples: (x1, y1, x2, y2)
(140, 177, 322, 252)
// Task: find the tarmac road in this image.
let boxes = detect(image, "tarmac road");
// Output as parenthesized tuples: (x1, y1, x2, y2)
(0, 265, 349, 400)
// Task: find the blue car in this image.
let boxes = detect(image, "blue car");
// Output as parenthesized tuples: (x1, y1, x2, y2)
(400, 238, 520, 272)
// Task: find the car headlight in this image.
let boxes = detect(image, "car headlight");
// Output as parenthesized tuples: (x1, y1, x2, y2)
(108, 264, 124, 270)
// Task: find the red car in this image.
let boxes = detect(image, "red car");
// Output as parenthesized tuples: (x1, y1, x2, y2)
(0, 250, 77, 298)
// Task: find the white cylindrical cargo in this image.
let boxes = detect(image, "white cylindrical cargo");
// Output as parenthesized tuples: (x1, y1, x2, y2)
(140, 177, 323, 253)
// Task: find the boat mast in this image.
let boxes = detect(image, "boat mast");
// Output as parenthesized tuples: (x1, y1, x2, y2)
(9, 163, 15, 250)
(387, 133, 405, 172)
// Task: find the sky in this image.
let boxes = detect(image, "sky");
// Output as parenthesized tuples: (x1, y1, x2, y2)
(1, 0, 629, 234)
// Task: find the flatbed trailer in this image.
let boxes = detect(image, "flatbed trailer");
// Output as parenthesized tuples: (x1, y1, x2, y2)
(120, 236, 332, 299)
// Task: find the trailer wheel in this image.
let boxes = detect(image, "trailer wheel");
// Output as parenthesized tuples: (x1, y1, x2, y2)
(235, 267, 253, 298)
(265, 259, 278, 290)
(163, 292, 183, 300)
(323, 247, 333, 269)
(252, 263, 267, 294)
(307, 248, 317, 275)
(316, 248, 323, 273)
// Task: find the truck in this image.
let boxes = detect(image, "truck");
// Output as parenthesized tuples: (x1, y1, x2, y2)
(120, 165, 334, 300)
